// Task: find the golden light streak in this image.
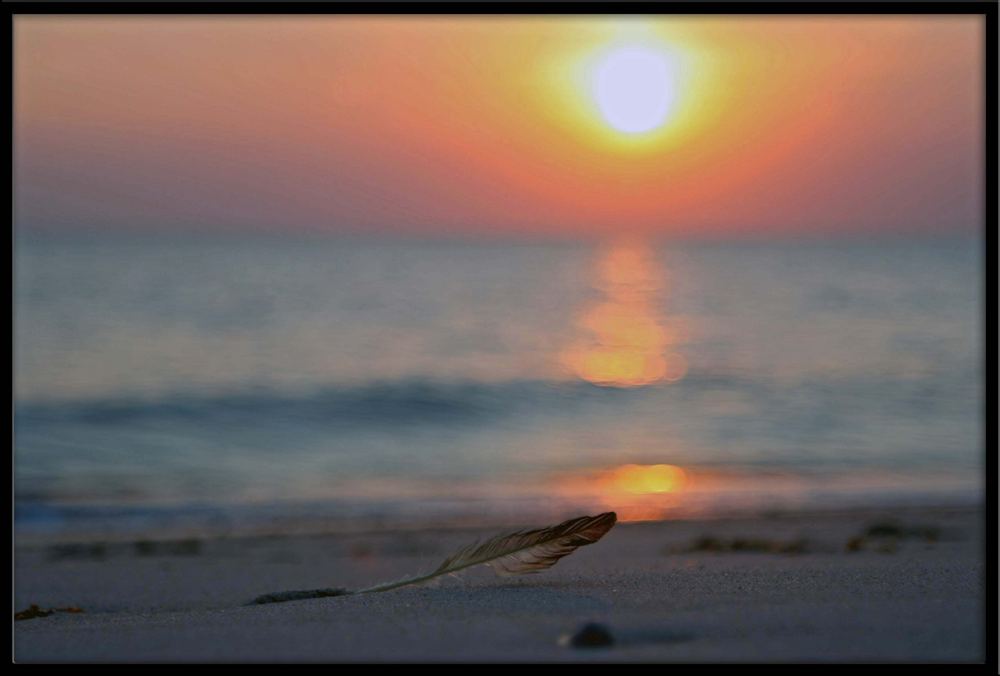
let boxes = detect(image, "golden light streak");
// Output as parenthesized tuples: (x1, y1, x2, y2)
(562, 240, 687, 387)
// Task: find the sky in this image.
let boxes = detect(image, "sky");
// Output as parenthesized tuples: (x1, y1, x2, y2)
(14, 16, 984, 239)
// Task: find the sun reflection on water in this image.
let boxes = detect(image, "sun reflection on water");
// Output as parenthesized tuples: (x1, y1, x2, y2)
(556, 463, 692, 522)
(562, 240, 686, 387)
(608, 463, 687, 494)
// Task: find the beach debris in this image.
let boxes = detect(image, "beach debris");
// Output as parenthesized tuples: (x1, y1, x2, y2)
(845, 536, 866, 553)
(133, 538, 202, 557)
(15, 605, 84, 621)
(559, 622, 615, 649)
(671, 535, 809, 555)
(249, 512, 617, 604)
(863, 521, 941, 542)
(845, 521, 942, 553)
(48, 542, 107, 561)
(14, 605, 53, 621)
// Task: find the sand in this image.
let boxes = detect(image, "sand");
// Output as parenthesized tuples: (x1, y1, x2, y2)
(14, 504, 984, 662)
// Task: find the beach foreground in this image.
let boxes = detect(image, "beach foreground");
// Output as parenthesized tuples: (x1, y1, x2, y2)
(14, 505, 983, 662)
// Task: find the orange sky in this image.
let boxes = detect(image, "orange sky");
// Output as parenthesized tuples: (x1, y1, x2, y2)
(14, 16, 984, 238)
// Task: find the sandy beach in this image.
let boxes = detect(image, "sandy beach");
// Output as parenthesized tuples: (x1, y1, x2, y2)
(14, 504, 983, 662)
(12, 8, 989, 666)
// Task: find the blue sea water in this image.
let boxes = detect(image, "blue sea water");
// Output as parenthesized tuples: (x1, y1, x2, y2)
(13, 234, 984, 536)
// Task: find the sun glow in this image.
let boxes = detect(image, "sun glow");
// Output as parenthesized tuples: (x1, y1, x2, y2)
(592, 46, 677, 134)
(535, 27, 708, 155)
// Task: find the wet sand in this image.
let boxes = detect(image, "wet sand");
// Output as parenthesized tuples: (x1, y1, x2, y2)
(14, 504, 984, 662)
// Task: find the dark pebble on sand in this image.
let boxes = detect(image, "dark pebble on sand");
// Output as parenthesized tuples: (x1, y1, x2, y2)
(562, 622, 615, 649)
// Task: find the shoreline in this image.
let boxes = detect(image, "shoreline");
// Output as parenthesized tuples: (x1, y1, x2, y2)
(14, 496, 983, 548)
(15, 475, 983, 546)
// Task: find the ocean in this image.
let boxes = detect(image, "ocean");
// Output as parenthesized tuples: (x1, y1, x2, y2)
(13, 233, 983, 537)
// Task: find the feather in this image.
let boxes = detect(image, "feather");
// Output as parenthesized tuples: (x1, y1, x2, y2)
(248, 512, 617, 604)
(354, 511, 617, 594)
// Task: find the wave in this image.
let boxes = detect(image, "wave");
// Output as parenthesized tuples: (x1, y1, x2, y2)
(14, 369, 969, 430)
(14, 378, 652, 429)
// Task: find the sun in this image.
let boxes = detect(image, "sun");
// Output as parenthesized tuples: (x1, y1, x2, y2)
(591, 46, 678, 135)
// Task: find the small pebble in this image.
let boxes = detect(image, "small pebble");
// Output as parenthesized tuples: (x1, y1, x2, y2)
(559, 622, 615, 649)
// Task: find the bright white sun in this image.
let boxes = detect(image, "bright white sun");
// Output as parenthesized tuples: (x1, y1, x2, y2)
(592, 46, 677, 135)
